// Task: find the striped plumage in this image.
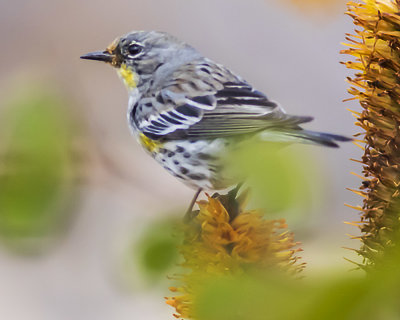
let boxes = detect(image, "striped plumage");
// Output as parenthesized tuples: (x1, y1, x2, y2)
(81, 31, 350, 191)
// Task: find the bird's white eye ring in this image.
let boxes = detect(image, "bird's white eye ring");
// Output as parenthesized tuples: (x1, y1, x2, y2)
(127, 43, 143, 57)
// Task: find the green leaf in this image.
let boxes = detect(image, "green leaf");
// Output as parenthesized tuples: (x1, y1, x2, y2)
(0, 89, 79, 254)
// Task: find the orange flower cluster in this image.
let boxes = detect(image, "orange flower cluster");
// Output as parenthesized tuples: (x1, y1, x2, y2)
(283, 0, 345, 12)
(342, 0, 400, 267)
(166, 193, 303, 319)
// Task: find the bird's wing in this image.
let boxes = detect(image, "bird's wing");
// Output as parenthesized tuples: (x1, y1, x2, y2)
(132, 61, 221, 139)
(133, 61, 312, 140)
(169, 82, 313, 139)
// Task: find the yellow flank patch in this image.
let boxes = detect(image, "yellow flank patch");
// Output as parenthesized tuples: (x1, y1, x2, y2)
(118, 64, 138, 89)
(139, 133, 162, 153)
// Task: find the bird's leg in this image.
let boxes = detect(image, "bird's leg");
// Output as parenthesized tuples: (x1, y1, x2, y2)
(183, 188, 203, 223)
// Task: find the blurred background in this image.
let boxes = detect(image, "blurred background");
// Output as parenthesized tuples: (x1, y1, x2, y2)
(0, 0, 363, 319)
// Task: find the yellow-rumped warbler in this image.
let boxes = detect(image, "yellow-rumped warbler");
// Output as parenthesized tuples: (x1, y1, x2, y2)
(81, 31, 350, 204)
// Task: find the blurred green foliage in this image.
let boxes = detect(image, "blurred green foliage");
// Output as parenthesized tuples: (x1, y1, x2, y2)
(133, 217, 182, 283)
(226, 140, 319, 217)
(194, 262, 400, 320)
(0, 89, 80, 254)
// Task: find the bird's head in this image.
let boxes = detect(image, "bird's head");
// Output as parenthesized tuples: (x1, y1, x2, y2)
(81, 31, 200, 92)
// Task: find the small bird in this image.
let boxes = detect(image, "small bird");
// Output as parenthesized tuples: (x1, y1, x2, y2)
(81, 31, 350, 212)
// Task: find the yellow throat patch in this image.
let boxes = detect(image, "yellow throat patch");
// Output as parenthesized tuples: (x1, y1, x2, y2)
(118, 64, 138, 89)
(139, 133, 162, 153)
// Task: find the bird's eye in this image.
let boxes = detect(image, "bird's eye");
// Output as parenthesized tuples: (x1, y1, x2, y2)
(127, 44, 143, 56)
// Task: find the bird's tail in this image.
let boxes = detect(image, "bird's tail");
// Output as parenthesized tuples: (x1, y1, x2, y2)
(293, 130, 352, 148)
(260, 129, 352, 148)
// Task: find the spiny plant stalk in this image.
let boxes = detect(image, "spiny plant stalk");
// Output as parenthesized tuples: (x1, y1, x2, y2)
(342, 0, 400, 267)
(165, 191, 304, 319)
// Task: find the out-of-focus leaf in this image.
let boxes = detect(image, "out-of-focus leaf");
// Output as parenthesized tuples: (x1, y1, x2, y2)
(0, 89, 80, 254)
(133, 217, 182, 282)
(194, 273, 312, 320)
(194, 259, 400, 320)
(225, 141, 318, 216)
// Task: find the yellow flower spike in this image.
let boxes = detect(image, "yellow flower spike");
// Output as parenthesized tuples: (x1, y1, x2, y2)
(166, 192, 303, 319)
(343, 0, 400, 268)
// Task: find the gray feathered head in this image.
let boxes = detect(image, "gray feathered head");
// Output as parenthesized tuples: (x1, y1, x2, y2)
(81, 31, 201, 89)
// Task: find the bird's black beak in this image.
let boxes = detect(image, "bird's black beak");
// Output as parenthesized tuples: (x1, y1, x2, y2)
(80, 51, 114, 63)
